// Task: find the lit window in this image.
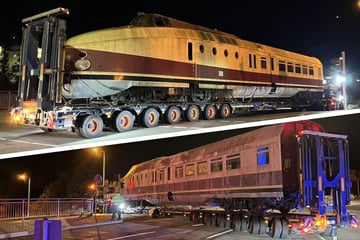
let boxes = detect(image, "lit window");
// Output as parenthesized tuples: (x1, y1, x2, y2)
(257, 146, 269, 165)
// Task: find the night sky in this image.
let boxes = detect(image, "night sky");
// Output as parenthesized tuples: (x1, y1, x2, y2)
(1, 1, 360, 198)
(1, 1, 360, 78)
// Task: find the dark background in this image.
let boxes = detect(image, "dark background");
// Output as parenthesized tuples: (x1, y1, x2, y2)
(0, 1, 360, 79)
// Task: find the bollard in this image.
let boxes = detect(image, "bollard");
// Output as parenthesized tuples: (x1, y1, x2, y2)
(34, 218, 62, 240)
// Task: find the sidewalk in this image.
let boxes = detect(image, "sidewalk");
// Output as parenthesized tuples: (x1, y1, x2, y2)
(0, 213, 122, 239)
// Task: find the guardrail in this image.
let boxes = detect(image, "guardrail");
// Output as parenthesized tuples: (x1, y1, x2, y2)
(0, 198, 94, 221)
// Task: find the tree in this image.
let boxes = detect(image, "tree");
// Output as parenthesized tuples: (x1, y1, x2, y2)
(0, 50, 18, 91)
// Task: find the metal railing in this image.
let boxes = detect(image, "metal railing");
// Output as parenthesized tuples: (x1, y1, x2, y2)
(0, 91, 17, 110)
(0, 198, 94, 221)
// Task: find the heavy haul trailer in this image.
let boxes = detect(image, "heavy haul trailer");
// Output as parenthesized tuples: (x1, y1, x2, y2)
(119, 121, 357, 238)
(11, 8, 340, 139)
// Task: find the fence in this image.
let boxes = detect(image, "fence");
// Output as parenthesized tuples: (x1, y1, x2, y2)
(0, 91, 17, 110)
(0, 198, 94, 221)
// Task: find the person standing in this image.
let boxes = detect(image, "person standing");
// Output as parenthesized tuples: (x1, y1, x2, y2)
(111, 193, 123, 220)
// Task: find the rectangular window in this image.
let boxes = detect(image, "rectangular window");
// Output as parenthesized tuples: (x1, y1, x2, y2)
(248, 54, 252, 68)
(253, 55, 257, 69)
(151, 170, 157, 183)
(287, 62, 294, 72)
(302, 65, 308, 75)
(226, 153, 240, 170)
(261, 57, 267, 69)
(175, 166, 183, 178)
(167, 167, 171, 181)
(309, 67, 314, 76)
(211, 157, 223, 172)
(278, 61, 286, 72)
(257, 146, 270, 165)
(271, 58, 274, 71)
(187, 42, 193, 61)
(295, 64, 301, 74)
(197, 161, 208, 174)
(185, 163, 195, 176)
(159, 169, 164, 181)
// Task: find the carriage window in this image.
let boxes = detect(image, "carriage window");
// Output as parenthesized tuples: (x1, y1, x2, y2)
(159, 169, 164, 181)
(167, 167, 171, 180)
(199, 45, 205, 53)
(287, 62, 294, 73)
(212, 47, 217, 55)
(278, 61, 286, 72)
(309, 67, 314, 76)
(175, 166, 184, 178)
(302, 65, 308, 75)
(185, 164, 195, 176)
(188, 42, 193, 61)
(211, 157, 223, 172)
(271, 57, 274, 71)
(261, 57, 267, 69)
(226, 153, 240, 170)
(257, 146, 270, 165)
(151, 170, 157, 183)
(197, 161, 208, 174)
(295, 64, 301, 74)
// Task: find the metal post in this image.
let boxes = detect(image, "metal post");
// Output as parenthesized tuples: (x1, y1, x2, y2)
(341, 51, 347, 110)
(27, 177, 31, 217)
(102, 151, 106, 213)
(102, 151, 105, 190)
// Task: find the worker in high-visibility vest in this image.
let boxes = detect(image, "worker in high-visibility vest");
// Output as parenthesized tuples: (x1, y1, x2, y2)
(110, 193, 123, 220)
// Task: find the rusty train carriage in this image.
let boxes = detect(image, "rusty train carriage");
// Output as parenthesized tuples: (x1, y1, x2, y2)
(120, 120, 354, 238)
(122, 124, 285, 205)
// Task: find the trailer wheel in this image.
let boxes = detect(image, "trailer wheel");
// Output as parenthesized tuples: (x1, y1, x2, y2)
(141, 108, 159, 128)
(280, 218, 289, 239)
(190, 211, 200, 223)
(270, 218, 282, 239)
(216, 213, 225, 228)
(165, 106, 181, 124)
(185, 104, 200, 121)
(112, 110, 135, 132)
(218, 103, 231, 119)
(249, 216, 260, 234)
(203, 104, 216, 120)
(78, 114, 104, 139)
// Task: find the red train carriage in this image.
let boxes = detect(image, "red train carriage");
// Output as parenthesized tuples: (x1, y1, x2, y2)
(120, 120, 354, 238)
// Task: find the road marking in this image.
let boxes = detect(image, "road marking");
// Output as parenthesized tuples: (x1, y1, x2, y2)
(108, 231, 156, 239)
(206, 229, 234, 239)
(11, 139, 57, 147)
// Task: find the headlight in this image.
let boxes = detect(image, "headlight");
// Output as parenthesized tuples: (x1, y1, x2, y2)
(74, 59, 91, 71)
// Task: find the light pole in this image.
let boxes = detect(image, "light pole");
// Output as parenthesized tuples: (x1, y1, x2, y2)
(18, 174, 31, 217)
(92, 148, 106, 212)
(340, 51, 347, 110)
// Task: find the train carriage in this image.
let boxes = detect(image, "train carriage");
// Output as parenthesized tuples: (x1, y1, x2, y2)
(64, 12, 324, 102)
(118, 120, 354, 238)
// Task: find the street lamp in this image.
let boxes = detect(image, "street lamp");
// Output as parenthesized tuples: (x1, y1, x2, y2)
(92, 148, 106, 188)
(18, 174, 31, 217)
(92, 148, 106, 212)
(339, 51, 347, 110)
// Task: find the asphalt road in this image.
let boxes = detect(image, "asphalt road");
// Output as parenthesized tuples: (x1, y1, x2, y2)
(4, 199, 360, 240)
